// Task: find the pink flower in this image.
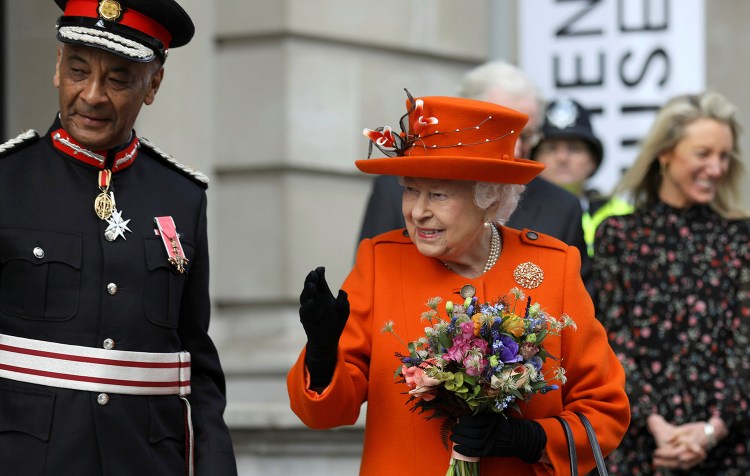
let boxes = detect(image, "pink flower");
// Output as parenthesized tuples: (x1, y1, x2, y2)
(520, 342, 539, 359)
(470, 338, 488, 355)
(413, 389, 437, 402)
(513, 365, 531, 387)
(445, 338, 469, 362)
(459, 321, 475, 337)
(401, 364, 420, 388)
(362, 127, 396, 148)
(463, 352, 487, 377)
(401, 359, 440, 388)
(403, 365, 440, 401)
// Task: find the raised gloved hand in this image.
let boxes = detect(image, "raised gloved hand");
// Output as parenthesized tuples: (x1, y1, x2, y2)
(299, 267, 350, 388)
(451, 413, 547, 463)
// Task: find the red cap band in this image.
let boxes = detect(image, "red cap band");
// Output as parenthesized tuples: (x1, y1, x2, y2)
(63, 0, 172, 49)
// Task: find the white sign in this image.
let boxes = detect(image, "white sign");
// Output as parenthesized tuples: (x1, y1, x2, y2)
(520, 0, 705, 193)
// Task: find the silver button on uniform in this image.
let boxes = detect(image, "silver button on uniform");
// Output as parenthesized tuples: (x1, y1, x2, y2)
(107, 283, 118, 295)
(103, 338, 115, 350)
(33, 247, 45, 259)
(97, 393, 109, 405)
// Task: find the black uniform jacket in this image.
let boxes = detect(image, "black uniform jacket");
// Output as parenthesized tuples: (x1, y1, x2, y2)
(0, 119, 236, 475)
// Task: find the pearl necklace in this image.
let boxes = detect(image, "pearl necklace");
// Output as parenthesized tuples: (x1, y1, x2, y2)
(484, 224, 501, 273)
(441, 223, 502, 275)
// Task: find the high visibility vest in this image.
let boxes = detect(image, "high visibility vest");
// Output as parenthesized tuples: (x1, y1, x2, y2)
(582, 197, 634, 257)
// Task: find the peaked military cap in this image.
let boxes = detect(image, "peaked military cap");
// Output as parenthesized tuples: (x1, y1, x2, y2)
(54, 0, 195, 62)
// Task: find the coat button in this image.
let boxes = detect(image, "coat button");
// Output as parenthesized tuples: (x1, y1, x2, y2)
(526, 231, 539, 240)
(97, 393, 109, 405)
(459, 284, 476, 299)
(103, 338, 115, 350)
(107, 283, 118, 295)
(33, 247, 45, 259)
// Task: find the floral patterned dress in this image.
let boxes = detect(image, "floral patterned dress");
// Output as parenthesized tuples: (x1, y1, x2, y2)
(593, 202, 750, 475)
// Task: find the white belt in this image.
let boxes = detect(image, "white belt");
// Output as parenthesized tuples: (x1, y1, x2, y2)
(0, 333, 191, 395)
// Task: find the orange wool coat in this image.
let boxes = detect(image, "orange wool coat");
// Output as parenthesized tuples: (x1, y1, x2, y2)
(288, 227, 629, 475)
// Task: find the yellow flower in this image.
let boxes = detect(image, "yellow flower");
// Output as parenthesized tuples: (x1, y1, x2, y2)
(502, 314, 526, 337)
(471, 313, 483, 336)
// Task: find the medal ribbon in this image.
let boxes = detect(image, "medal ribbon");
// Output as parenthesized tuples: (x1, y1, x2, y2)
(154, 216, 189, 274)
(99, 169, 112, 190)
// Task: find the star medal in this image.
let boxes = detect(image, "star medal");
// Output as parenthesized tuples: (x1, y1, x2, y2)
(105, 209, 132, 242)
(95, 169, 115, 220)
(154, 216, 189, 274)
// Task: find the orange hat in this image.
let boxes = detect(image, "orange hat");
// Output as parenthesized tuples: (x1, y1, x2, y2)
(54, 0, 194, 62)
(356, 92, 544, 184)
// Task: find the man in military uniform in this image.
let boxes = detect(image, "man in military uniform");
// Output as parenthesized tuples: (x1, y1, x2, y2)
(0, 1, 237, 474)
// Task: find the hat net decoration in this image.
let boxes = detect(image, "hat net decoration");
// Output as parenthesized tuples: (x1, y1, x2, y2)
(363, 89, 516, 160)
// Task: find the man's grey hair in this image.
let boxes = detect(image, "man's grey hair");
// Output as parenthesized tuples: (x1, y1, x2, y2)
(457, 60, 545, 128)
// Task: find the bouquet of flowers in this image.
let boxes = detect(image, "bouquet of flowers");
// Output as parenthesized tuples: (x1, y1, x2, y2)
(382, 287, 576, 476)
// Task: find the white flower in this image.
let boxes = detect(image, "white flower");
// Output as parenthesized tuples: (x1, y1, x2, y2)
(561, 313, 577, 331)
(555, 367, 568, 385)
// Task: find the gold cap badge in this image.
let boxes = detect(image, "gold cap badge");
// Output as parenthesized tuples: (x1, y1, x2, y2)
(513, 262, 544, 289)
(98, 0, 123, 21)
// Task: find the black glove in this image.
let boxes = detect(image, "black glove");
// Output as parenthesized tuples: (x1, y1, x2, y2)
(451, 413, 546, 463)
(299, 267, 350, 388)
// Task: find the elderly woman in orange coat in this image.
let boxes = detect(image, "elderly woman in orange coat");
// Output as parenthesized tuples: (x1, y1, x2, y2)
(287, 92, 629, 475)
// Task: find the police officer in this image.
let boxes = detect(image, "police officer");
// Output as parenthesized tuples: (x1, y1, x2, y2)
(531, 98, 633, 258)
(0, 1, 237, 474)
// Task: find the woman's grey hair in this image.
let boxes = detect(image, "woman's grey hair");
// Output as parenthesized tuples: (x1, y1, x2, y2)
(474, 182, 525, 225)
(615, 91, 746, 218)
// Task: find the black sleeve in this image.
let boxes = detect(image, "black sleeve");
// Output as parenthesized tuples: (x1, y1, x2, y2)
(357, 175, 405, 242)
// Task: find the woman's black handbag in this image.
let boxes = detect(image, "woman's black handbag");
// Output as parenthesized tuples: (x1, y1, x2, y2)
(553, 412, 608, 476)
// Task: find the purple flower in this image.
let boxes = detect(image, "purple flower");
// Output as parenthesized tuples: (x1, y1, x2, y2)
(497, 335, 522, 363)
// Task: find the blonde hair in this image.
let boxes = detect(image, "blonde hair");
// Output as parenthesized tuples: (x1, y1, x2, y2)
(615, 91, 747, 218)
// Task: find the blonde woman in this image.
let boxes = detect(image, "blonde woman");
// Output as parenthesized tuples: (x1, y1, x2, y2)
(594, 91, 750, 474)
